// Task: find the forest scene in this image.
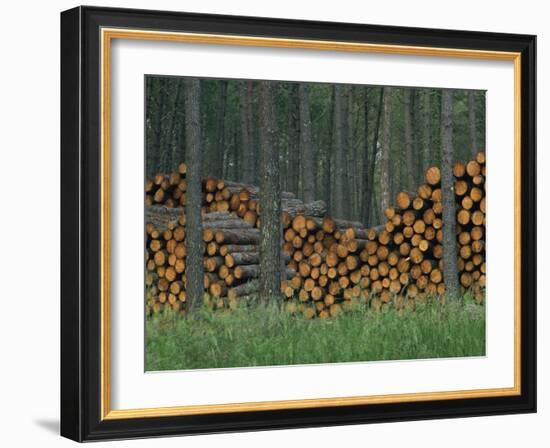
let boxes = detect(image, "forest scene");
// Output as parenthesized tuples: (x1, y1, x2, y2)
(144, 76, 487, 371)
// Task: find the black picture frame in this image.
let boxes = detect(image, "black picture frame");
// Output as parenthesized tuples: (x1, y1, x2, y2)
(61, 5, 536, 442)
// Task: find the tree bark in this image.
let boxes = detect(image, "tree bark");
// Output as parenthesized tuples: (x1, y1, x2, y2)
(145, 77, 154, 176)
(361, 87, 369, 223)
(380, 87, 393, 216)
(258, 81, 282, 300)
(422, 90, 432, 172)
(299, 84, 316, 203)
(214, 228, 260, 245)
(363, 88, 384, 227)
(152, 78, 166, 173)
(333, 85, 346, 219)
(176, 83, 187, 173)
(440, 89, 460, 298)
(145, 205, 181, 232)
(247, 81, 258, 183)
(184, 79, 204, 313)
(167, 80, 182, 172)
(239, 81, 255, 184)
(282, 199, 327, 218)
(468, 90, 478, 159)
(403, 89, 415, 192)
(321, 88, 334, 210)
(288, 85, 300, 195)
(411, 91, 423, 185)
(214, 81, 228, 177)
(342, 86, 352, 217)
(222, 180, 295, 199)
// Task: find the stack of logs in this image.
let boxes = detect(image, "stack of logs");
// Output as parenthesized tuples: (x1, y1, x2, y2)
(145, 162, 326, 228)
(453, 152, 486, 294)
(145, 152, 486, 318)
(145, 210, 266, 314)
(145, 163, 326, 315)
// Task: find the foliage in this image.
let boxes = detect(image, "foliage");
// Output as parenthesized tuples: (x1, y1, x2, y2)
(145, 76, 486, 226)
(145, 297, 485, 371)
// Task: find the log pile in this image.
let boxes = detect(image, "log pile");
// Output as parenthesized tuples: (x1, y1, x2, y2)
(145, 152, 486, 318)
(145, 163, 327, 228)
(281, 152, 486, 317)
(453, 152, 486, 298)
(145, 210, 274, 315)
(279, 215, 382, 318)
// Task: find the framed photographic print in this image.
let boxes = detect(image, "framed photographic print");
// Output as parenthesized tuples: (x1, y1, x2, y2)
(60, 6, 536, 442)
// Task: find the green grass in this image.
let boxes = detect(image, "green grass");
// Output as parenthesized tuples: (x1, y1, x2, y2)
(145, 298, 485, 371)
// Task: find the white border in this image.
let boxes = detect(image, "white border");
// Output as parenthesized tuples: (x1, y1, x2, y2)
(110, 38, 515, 410)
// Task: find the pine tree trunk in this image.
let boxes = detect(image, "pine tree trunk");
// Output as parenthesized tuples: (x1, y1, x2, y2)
(323, 89, 334, 211)
(184, 79, 204, 313)
(258, 81, 282, 300)
(361, 87, 370, 223)
(168, 81, 182, 171)
(403, 88, 415, 192)
(363, 88, 384, 227)
(422, 90, 432, 172)
(333, 85, 346, 219)
(247, 81, 258, 184)
(342, 86, 351, 217)
(299, 84, 315, 203)
(289, 85, 300, 195)
(152, 78, 166, 174)
(412, 91, 423, 185)
(441, 89, 460, 298)
(214, 81, 228, 177)
(468, 90, 478, 159)
(145, 77, 155, 177)
(239, 81, 254, 184)
(380, 87, 392, 215)
(176, 85, 186, 171)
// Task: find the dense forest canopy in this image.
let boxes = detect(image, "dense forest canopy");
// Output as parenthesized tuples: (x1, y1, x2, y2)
(145, 76, 485, 227)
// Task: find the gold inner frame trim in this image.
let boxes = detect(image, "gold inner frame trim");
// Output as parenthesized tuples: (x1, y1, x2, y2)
(100, 27, 522, 421)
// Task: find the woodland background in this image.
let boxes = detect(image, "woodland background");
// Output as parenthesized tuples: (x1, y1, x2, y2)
(145, 77, 485, 226)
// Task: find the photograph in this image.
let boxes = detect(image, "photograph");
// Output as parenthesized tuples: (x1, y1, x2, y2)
(57, 5, 537, 442)
(144, 76, 487, 371)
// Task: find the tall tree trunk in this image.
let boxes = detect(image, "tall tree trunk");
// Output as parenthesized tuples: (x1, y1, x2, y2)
(152, 78, 166, 173)
(227, 128, 239, 180)
(440, 90, 460, 299)
(289, 85, 300, 195)
(145, 77, 155, 177)
(433, 91, 442, 166)
(299, 84, 315, 203)
(167, 81, 182, 171)
(422, 90, 432, 171)
(361, 87, 369, 223)
(174, 81, 186, 169)
(468, 90, 478, 159)
(321, 89, 334, 209)
(342, 86, 351, 217)
(403, 88, 415, 192)
(412, 91, 423, 185)
(333, 85, 346, 219)
(239, 81, 254, 183)
(279, 84, 289, 193)
(214, 81, 228, 177)
(258, 81, 282, 300)
(380, 87, 392, 215)
(247, 81, 258, 184)
(184, 79, 204, 314)
(348, 87, 359, 220)
(363, 88, 384, 226)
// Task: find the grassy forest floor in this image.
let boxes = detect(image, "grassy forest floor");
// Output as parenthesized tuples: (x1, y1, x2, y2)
(145, 296, 486, 371)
